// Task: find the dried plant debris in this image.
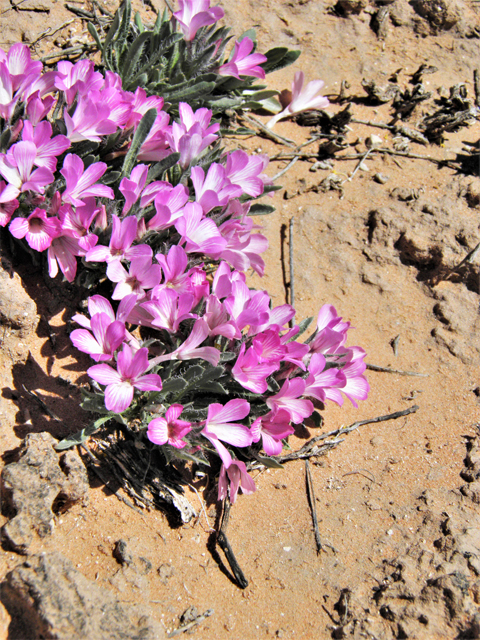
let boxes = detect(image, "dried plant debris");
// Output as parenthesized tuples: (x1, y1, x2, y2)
(361, 79, 400, 104)
(418, 83, 480, 142)
(1, 432, 89, 554)
(87, 431, 197, 524)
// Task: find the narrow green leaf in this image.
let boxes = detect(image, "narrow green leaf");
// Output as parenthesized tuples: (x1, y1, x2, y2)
(198, 365, 225, 383)
(184, 364, 204, 381)
(248, 203, 276, 215)
(261, 48, 301, 74)
(134, 11, 144, 32)
(55, 416, 112, 450)
(256, 455, 285, 469)
(197, 381, 228, 394)
(87, 22, 103, 50)
(238, 28, 257, 43)
(100, 170, 121, 185)
(121, 31, 150, 86)
(121, 107, 157, 178)
(220, 352, 236, 362)
(171, 447, 210, 466)
(288, 316, 314, 342)
(146, 152, 180, 182)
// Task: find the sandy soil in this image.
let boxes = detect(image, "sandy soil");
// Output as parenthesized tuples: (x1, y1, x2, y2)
(1, 0, 480, 638)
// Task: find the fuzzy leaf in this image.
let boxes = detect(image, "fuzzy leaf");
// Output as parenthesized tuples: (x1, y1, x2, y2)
(121, 107, 157, 178)
(147, 152, 180, 182)
(55, 416, 112, 450)
(261, 48, 301, 74)
(256, 455, 285, 469)
(248, 203, 276, 216)
(161, 377, 188, 394)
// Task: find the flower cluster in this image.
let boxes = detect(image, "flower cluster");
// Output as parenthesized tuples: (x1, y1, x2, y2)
(0, 45, 270, 283)
(71, 256, 369, 503)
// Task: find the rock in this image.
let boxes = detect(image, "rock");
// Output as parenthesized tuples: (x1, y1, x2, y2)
(1, 552, 165, 640)
(0, 264, 39, 337)
(1, 432, 89, 554)
(465, 181, 480, 208)
(11, 0, 55, 10)
(411, 0, 461, 33)
(157, 563, 175, 585)
(335, 0, 367, 14)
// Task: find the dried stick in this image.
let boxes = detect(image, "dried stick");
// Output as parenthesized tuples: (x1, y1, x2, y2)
(272, 155, 300, 181)
(366, 363, 429, 377)
(167, 609, 214, 638)
(474, 70, 480, 109)
(40, 43, 98, 63)
(217, 498, 248, 589)
(276, 405, 419, 463)
(239, 114, 296, 147)
(305, 460, 322, 554)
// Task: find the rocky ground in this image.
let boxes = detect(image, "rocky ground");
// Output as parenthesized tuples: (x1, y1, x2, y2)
(0, 0, 480, 638)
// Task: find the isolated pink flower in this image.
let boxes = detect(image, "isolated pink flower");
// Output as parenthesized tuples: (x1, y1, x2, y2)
(218, 37, 266, 80)
(266, 71, 330, 129)
(88, 344, 162, 413)
(250, 409, 294, 456)
(173, 0, 224, 41)
(147, 404, 192, 448)
(9, 208, 60, 251)
(218, 459, 256, 503)
(201, 399, 252, 467)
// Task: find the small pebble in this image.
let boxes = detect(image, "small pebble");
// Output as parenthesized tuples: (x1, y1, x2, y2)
(374, 173, 389, 184)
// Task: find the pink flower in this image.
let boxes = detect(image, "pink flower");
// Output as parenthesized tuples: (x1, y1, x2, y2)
(0, 141, 54, 195)
(218, 460, 256, 504)
(232, 343, 278, 394)
(191, 164, 241, 213)
(47, 235, 80, 281)
(266, 378, 314, 424)
(136, 110, 171, 162)
(147, 183, 189, 231)
(22, 121, 70, 172)
(71, 312, 126, 361)
(304, 353, 346, 404)
(267, 71, 330, 129)
(166, 103, 219, 169)
(86, 215, 152, 263)
(119, 164, 148, 214)
(201, 399, 252, 467)
(173, 0, 224, 41)
(88, 344, 162, 413)
(218, 38, 266, 80)
(107, 256, 161, 300)
(9, 208, 60, 251)
(64, 94, 118, 143)
(1, 44, 42, 92)
(250, 409, 294, 456)
(175, 202, 227, 259)
(54, 59, 103, 105)
(323, 348, 369, 408)
(61, 154, 114, 207)
(123, 87, 165, 130)
(0, 180, 19, 227)
(147, 404, 192, 448)
(225, 150, 269, 198)
(140, 289, 196, 333)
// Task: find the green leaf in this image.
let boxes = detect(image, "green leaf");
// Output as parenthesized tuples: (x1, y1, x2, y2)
(102, 9, 120, 70)
(100, 170, 121, 185)
(248, 203, 276, 216)
(147, 152, 180, 182)
(261, 48, 301, 74)
(197, 381, 228, 394)
(161, 377, 187, 394)
(134, 11, 144, 32)
(115, 0, 132, 69)
(81, 393, 110, 414)
(170, 447, 210, 466)
(256, 455, 285, 469)
(199, 365, 224, 382)
(238, 28, 257, 43)
(121, 31, 151, 86)
(55, 416, 112, 450)
(184, 364, 204, 381)
(220, 352, 236, 362)
(87, 22, 103, 50)
(121, 107, 157, 178)
(288, 316, 314, 342)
